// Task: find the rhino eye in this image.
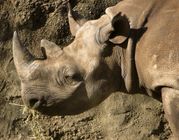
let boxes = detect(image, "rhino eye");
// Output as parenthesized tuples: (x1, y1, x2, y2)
(58, 66, 83, 86)
(65, 73, 82, 84)
(71, 73, 83, 82)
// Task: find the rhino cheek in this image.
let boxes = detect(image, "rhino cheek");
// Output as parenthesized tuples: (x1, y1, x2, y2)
(85, 79, 108, 102)
(39, 86, 91, 115)
(48, 83, 88, 105)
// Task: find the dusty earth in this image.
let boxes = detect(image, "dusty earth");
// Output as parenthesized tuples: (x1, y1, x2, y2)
(0, 0, 171, 139)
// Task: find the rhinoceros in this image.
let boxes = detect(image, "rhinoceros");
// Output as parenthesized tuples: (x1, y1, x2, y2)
(13, 0, 179, 139)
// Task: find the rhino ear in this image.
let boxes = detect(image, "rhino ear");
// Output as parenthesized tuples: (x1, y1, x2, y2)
(67, 1, 87, 36)
(109, 13, 130, 44)
(40, 39, 62, 58)
(98, 13, 130, 45)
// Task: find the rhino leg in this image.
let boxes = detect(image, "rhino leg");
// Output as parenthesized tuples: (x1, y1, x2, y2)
(162, 88, 179, 140)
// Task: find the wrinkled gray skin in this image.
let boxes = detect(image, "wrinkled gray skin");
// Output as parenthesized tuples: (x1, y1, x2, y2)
(13, 0, 179, 139)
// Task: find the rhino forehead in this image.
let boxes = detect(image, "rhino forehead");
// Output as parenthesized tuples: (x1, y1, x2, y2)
(63, 41, 102, 76)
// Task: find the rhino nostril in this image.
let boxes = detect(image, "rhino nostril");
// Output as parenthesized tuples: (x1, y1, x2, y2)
(29, 98, 41, 109)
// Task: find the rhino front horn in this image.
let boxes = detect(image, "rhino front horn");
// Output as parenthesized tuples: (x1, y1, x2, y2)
(13, 31, 35, 79)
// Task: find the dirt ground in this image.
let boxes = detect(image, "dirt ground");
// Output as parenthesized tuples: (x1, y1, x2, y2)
(0, 0, 171, 139)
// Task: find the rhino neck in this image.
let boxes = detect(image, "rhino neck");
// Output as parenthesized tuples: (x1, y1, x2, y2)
(104, 43, 142, 94)
(103, 45, 127, 93)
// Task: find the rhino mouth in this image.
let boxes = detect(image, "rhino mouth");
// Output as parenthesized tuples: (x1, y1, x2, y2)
(34, 98, 91, 116)
(29, 87, 91, 116)
(28, 98, 91, 116)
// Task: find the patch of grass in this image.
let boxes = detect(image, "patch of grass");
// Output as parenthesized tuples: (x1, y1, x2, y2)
(9, 102, 52, 140)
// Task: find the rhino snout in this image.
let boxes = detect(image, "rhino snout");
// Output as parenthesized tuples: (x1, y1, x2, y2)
(23, 94, 45, 110)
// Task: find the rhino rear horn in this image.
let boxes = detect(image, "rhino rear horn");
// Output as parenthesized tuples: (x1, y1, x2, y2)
(13, 31, 35, 79)
(40, 39, 62, 58)
(68, 1, 87, 36)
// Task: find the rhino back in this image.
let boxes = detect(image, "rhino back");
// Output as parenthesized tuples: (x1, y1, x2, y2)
(135, 0, 179, 91)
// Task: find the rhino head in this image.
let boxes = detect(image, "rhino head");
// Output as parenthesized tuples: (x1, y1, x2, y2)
(13, 3, 130, 115)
